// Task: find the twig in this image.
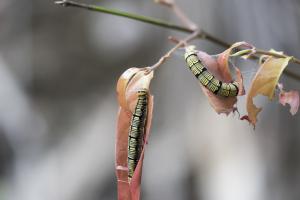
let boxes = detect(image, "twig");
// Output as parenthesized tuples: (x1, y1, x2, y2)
(55, 0, 300, 80)
(54, 0, 229, 47)
(155, 0, 198, 30)
(148, 0, 198, 72)
(149, 30, 200, 71)
(255, 49, 300, 65)
(149, 0, 199, 71)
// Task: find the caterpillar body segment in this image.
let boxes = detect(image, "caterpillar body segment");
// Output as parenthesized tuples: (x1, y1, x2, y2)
(184, 49, 239, 97)
(128, 90, 148, 178)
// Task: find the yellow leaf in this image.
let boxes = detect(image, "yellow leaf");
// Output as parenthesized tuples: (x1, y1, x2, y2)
(245, 55, 292, 126)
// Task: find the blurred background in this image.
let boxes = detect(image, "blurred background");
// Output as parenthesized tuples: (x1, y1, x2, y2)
(0, 0, 300, 199)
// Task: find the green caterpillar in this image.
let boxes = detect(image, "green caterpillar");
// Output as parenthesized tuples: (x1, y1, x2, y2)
(128, 90, 148, 178)
(184, 48, 239, 97)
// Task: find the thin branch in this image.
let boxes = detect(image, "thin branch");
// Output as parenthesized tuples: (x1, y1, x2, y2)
(255, 49, 300, 65)
(55, 0, 300, 80)
(149, 30, 200, 71)
(148, 1, 199, 71)
(148, 0, 198, 71)
(54, 0, 229, 47)
(155, 0, 198, 30)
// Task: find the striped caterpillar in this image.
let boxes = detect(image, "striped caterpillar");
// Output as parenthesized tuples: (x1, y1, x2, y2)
(185, 48, 239, 97)
(127, 89, 148, 178)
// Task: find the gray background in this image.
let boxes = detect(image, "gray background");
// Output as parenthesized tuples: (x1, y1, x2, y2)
(0, 0, 299, 199)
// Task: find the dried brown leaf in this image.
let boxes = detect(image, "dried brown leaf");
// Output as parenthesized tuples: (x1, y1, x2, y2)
(244, 54, 292, 126)
(117, 68, 141, 109)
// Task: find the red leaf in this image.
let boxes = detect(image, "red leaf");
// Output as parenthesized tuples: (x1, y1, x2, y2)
(278, 83, 299, 115)
(196, 42, 252, 114)
(116, 68, 154, 200)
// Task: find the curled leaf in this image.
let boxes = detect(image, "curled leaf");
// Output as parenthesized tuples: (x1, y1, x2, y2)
(244, 52, 292, 126)
(116, 67, 154, 200)
(195, 42, 252, 114)
(278, 83, 299, 115)
(125, 70, 153, 112)
(117, 68, 141, 109)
